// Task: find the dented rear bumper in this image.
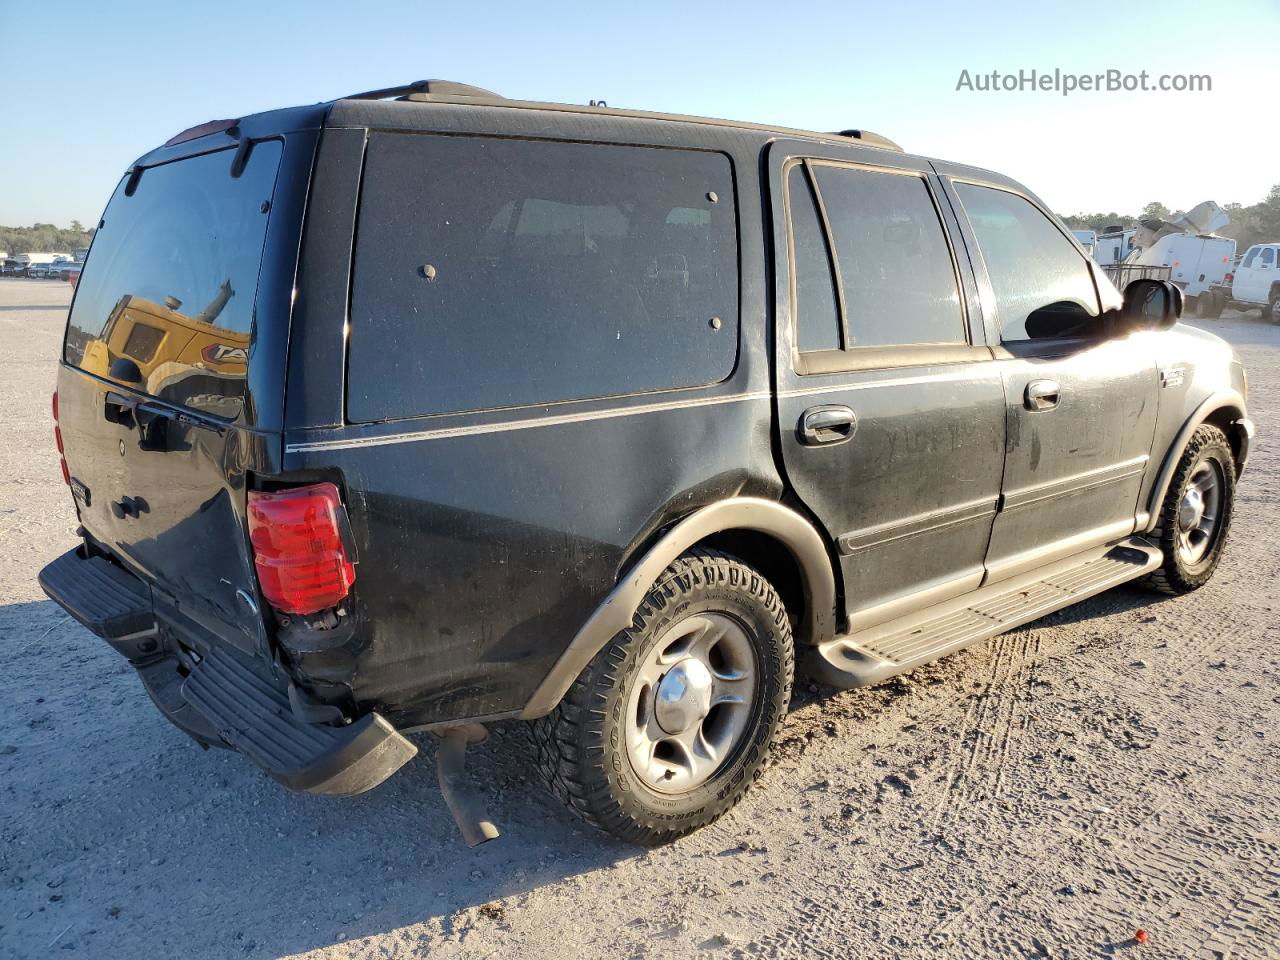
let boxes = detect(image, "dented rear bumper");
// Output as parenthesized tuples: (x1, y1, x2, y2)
(38, 545, 416, 796)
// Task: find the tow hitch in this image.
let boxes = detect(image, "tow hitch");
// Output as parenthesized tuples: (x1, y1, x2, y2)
(434, 722, 500, 847)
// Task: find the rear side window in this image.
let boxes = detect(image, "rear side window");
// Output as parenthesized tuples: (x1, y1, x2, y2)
(786, 165, 841, 352)
(1262, 248, 1276, 267)
(347, 134, 738, 422)
(1242, 246, 1260, 268)
(954, 183, 1100, 342)
(812, 164, 965, 348)
(65, 142, 282, 419)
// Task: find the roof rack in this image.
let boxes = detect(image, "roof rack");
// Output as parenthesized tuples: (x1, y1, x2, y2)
(341, 79, 502, 101)
(335, 80, 903, 154)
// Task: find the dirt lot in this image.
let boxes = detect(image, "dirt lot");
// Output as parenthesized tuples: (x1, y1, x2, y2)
(2, 277, 1277, 959)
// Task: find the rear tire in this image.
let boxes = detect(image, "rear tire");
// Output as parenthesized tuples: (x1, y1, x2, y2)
(1269, 291, 1280, 324)
(531, 549, 793, 844)
(1142, 424, 1236, 595)
(1201, 290, 1225, 319)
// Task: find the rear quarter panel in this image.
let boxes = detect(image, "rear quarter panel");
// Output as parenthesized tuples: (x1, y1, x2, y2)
(283, 109, 784, 726)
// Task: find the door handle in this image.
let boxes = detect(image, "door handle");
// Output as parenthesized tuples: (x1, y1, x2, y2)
(799, 405, 857, 445)
(1025, 380, 1061, 411)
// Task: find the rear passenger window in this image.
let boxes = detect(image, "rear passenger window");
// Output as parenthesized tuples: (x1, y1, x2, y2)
(812, 165, 965, 348)
(953, 183, 1101, 342)
(347, 134, 738, 422)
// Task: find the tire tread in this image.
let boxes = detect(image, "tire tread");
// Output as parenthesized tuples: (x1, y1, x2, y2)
(530, 548, 794, 844)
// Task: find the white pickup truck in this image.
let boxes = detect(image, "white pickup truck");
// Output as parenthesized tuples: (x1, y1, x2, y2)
(1200, 243, 1280, 322)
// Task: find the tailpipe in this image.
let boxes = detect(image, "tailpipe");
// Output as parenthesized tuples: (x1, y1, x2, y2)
(434, 722, 500, 847)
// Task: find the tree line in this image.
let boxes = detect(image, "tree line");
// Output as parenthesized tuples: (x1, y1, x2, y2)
(1061, 184, 1280, 254)
(0, 222, 95, 256)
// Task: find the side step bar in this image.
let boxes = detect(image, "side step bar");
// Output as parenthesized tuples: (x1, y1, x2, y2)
(807, 538, 1162, 689)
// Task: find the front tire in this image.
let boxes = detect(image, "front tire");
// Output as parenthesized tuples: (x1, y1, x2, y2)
(531, 549, 794, 844)
(1143, 424, 1236, 595)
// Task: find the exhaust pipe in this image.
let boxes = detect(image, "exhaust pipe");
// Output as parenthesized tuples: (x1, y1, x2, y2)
(434, 722, 500, 846)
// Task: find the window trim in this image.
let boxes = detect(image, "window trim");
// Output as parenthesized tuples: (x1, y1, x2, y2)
(782, 157, 976, 376)
(948, 176, 1105, 350)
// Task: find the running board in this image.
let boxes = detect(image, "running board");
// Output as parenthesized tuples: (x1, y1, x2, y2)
(806, 538, 1162, 689)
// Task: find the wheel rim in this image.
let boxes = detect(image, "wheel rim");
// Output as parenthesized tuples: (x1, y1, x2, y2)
(1176, 458, 1223, 567)
(624, 613, 757, 794)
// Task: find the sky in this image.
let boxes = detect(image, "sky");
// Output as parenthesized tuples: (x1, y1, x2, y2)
(2, 0, 1277, 227)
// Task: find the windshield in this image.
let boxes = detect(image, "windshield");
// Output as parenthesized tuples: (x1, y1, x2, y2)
(65, 140, 282, 419)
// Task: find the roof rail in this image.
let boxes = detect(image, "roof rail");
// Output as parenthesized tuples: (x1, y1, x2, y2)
(341, 79, 502, 101)
(833, 129, 904, 153)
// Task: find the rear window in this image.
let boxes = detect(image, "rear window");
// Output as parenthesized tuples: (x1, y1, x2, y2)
(347, 133, 738, 422)
(65, 141, 282, 418)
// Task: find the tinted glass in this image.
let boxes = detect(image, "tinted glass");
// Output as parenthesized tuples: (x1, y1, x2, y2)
(1262, 248, 1276, 266)
(1242, 246, 1259, 268)
(787, 165, 841, 352)
(65, 142, 281, 419)
(348, 134, 738, 422)
(954, 183, 1100, 342)
(813, 165, 964, 347)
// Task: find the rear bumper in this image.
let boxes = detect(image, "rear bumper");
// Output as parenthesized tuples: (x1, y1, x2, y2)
(38, 546, 416, 796)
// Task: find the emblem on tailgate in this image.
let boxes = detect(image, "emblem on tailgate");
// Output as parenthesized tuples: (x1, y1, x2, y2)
(69, 477, 91, 507)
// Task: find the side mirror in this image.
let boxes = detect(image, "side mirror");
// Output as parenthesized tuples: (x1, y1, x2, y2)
(108, 356, 144, 384)
(1118, 278, 1181, 332)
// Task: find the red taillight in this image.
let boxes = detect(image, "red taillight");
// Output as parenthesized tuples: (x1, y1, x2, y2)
(1225, 271, 1234, 284)
(52, 390, 69, 486)
(247, 482, 356, 615)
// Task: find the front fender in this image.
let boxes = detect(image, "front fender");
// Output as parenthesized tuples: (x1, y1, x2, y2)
(1143, 389, 1251, 532)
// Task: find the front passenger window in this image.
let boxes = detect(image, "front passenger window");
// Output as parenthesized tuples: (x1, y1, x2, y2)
(954, 183, 1101, 342)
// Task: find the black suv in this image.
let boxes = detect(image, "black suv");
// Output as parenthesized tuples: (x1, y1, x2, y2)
(41, 80, 1253, 845)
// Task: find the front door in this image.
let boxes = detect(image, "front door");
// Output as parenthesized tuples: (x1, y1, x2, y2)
(943, 178, 1159, 582)
(1235, 244, 1276, 304)
(769, 142, 1006, 630)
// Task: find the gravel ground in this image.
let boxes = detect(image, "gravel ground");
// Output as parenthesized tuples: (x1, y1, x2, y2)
(2, 277, 1278, 959)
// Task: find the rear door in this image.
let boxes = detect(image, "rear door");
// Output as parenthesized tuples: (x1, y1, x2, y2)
(58, 137, 296, 656)
(768, 141, 1006, 630)
(1190, 237, 1234, 293)
(943, 178, 1158, 582)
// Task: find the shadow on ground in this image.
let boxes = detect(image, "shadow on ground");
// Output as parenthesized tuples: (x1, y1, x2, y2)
(3, 579, 1165, 957)
(0, 598, 640, 959)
